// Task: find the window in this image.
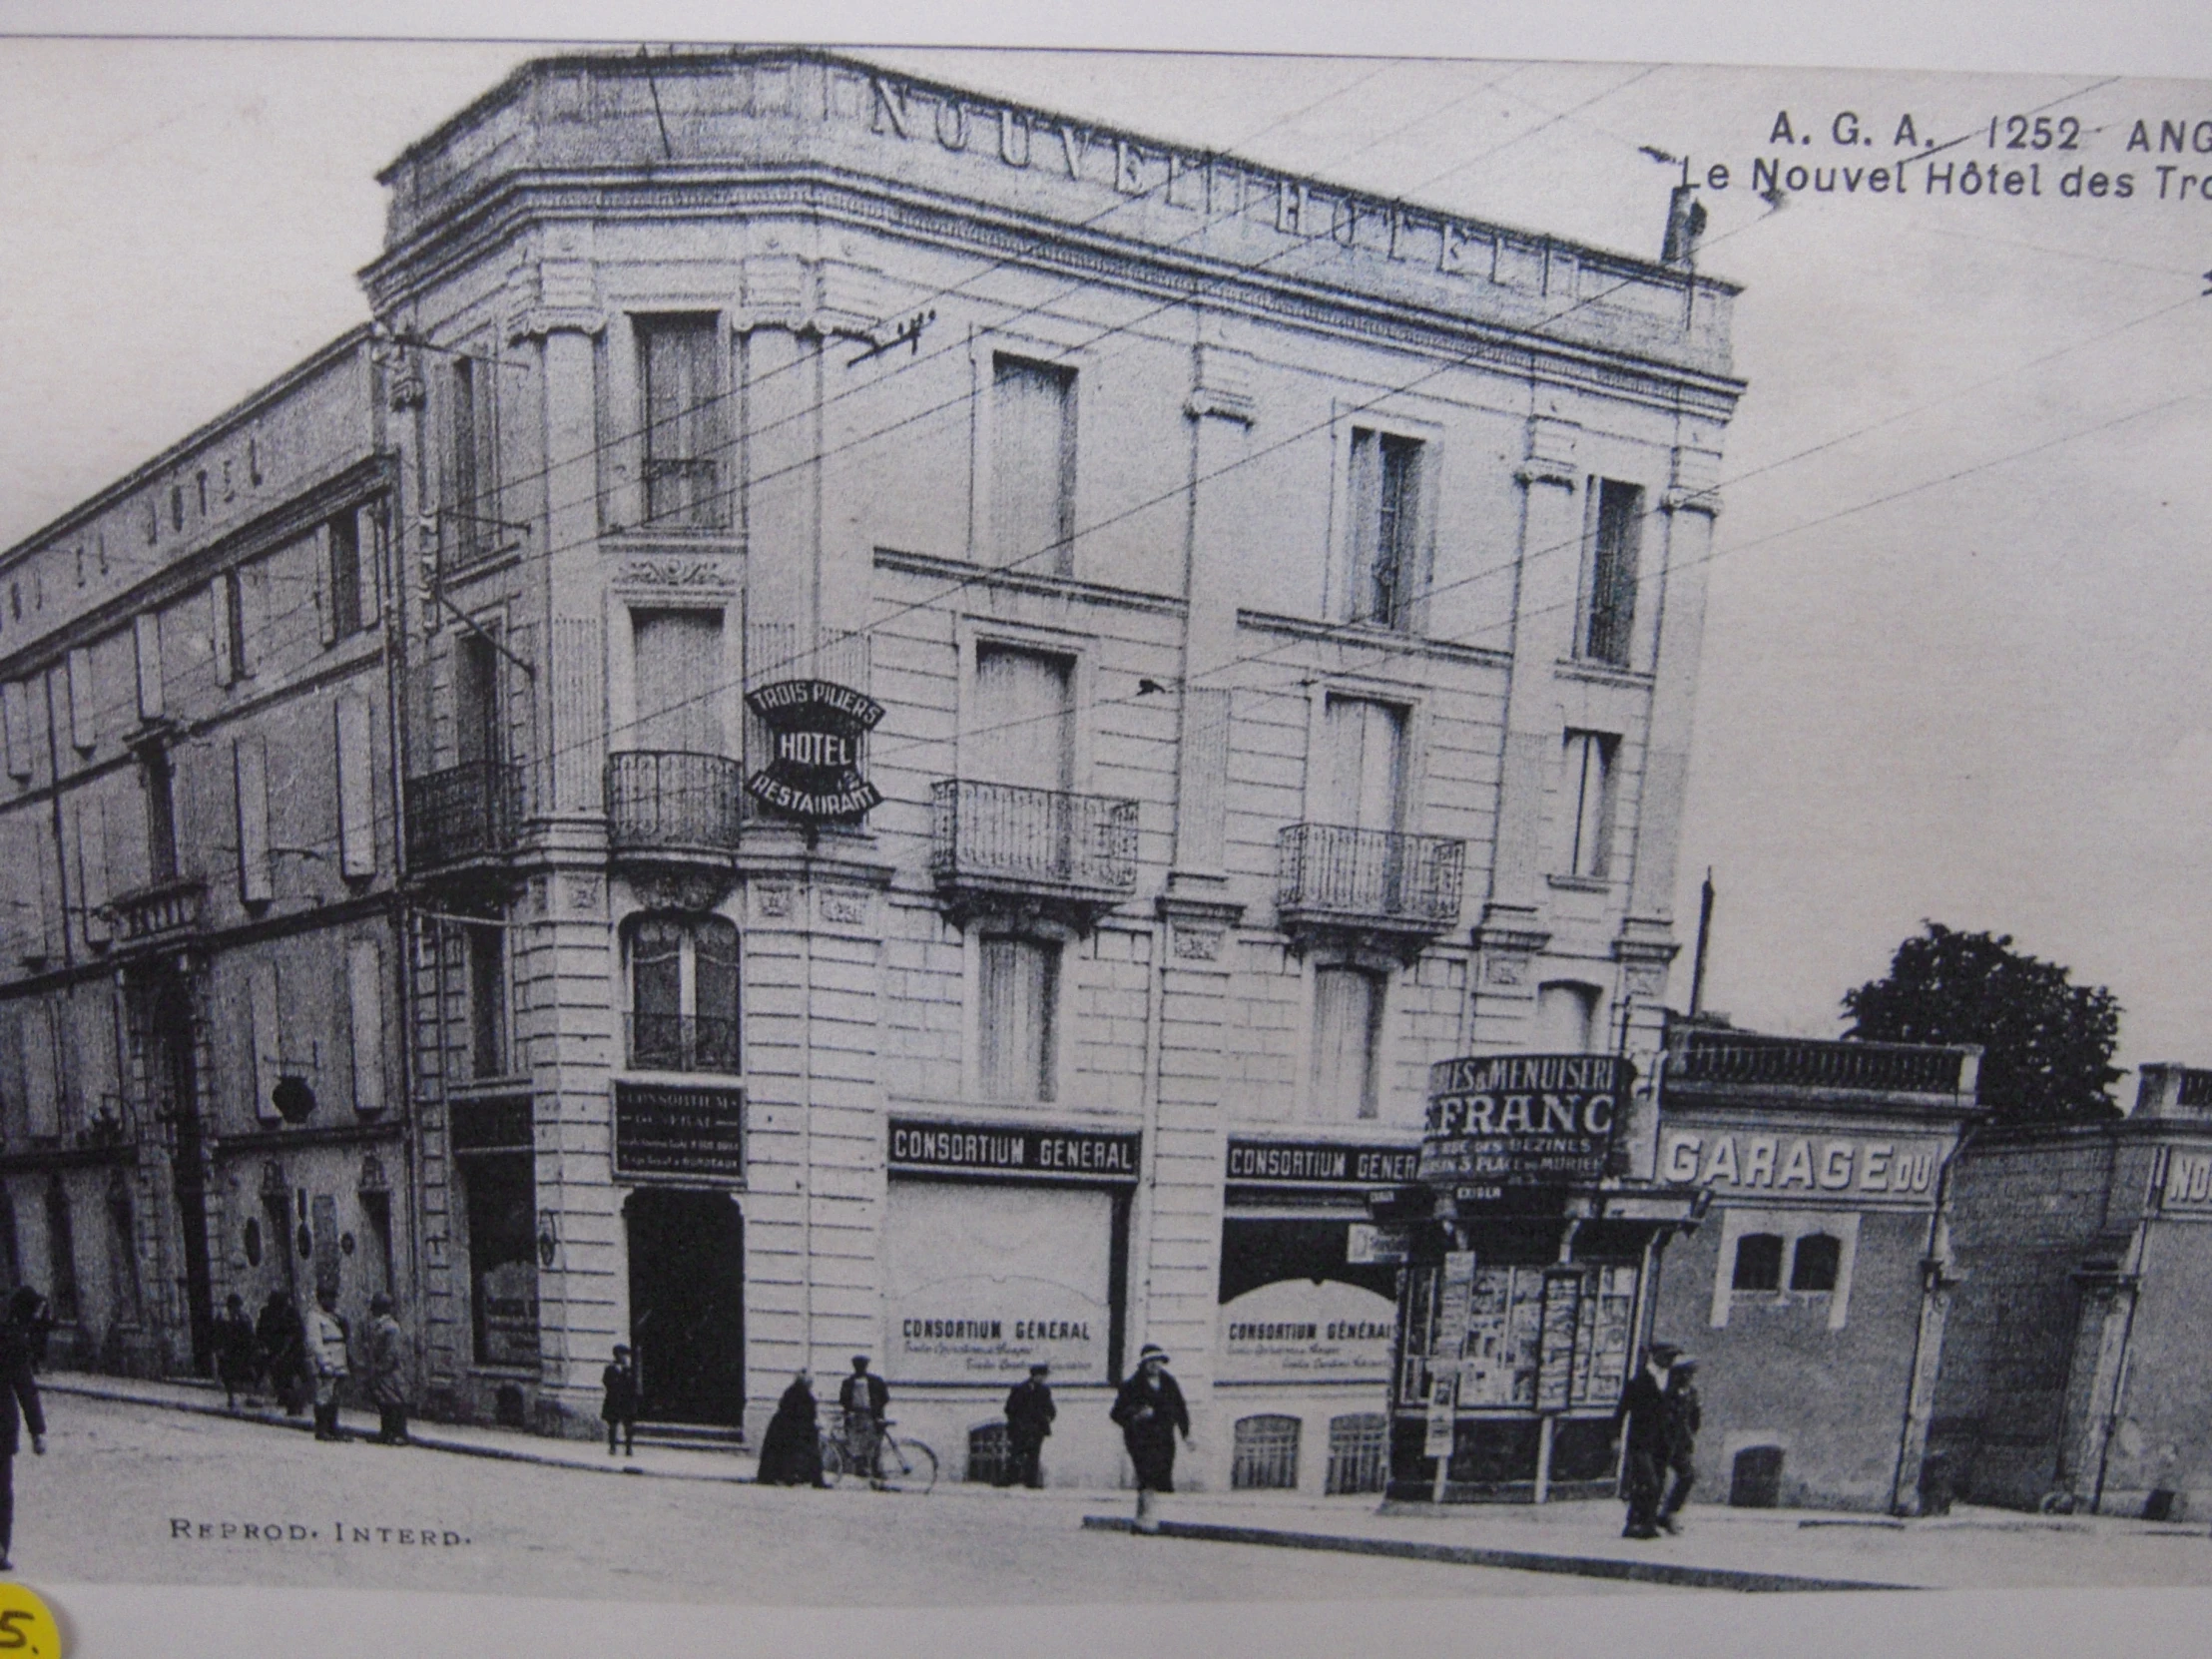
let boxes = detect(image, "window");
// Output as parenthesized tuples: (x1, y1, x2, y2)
(979, 934, 1059, 1101)
(1535, 980, 1601, 1053)
(142, 745, 179, 885)
(1310, 965, 1385, 1120)
(1322, 696, 1405, 831)
(1562, 730, 1617, 880)
(468, 923, 509, 1080)
(234, 736, 272, 904)
(1348, 429, 1423, 628)
(335, 696, 374, 878)
(213, 570, 247, 684)
(1790, 1233, 1842, 1293)
(639, 316, 727, 530)
(1731, 1233, 1784, 1292)
(463, 1153, 538, 1367)
(134, 613, 164, 722)
(327, 512, 363, 638)
(248, 961, 282, 1123)
(455, 631, 502, 769)
(989, 353, 1076, 575)
(632, 610, 726, 755)
(1232, 1414, 1303, 1490)
(626, 913, 741, 1074)
(449, 355, 500, 563)
(347, 938, 386, 1115)
(1581, 479, 1642, 666)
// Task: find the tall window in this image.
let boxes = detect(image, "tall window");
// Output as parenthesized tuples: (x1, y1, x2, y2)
(990, 354, 1076, 575)
(142, 745, 179, 884)
(464, 1155, 538, 1367)
(639, 316, 726, 530)
(1581, 479, 1642, 666)
(455, 631, 501, 770)
(327, 512, 362, 638)
(468, 923, 508, 1080)
(1310, 965, 1385, 1120)
(449, 355, 498, 564)
(1324, 697, 1405, 831)
(979, 935, 1058, 1102)
(632, 609, 726, 755)
(971, 645, 1074, 791)
(627, 913, 741, 1074)
(1562, 730, 1617, 880)
(1348, 429, 1423, 628)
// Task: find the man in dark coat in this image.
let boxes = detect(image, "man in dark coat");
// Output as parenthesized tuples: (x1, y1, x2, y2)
(837, 1355, 889, 1481)
(1611, 1341, 1677, 1540)
(257, 1291, 305, 1416)
(601, 1345, 639, 1457)
(756, 1372, 827, 1487)
(1001, 1363, 1056, 1489)
(0, 1288, 49, 1570)
(1659, 1356, 1702, 1532)
(212, 1294, 258, 1409)
(1110, 1344, 1191, 1532)
(363, 1294, 408, 1445)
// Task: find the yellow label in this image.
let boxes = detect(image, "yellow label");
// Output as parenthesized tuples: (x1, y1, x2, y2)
(0, 1584, 59, 1657)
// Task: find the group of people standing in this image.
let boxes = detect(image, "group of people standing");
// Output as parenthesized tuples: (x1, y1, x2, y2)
(209, 1287, 409, 1445)
(1611, 1340, 1703, 1539)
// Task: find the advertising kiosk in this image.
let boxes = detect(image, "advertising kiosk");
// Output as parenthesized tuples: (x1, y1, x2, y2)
(1374, 1054, 1705, 1503)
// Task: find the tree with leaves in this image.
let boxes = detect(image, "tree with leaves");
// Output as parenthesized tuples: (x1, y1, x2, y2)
(1842, 922, 2122, 1123)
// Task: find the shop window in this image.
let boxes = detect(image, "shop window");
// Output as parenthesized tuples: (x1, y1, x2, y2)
(626, 913, 741, 1074)
(1561, 730, 1617, 880)
(44, 1179, 78, 1324)
(1535, 980, 1602, 1053)
(979, 935, 1059, 1101)
(1232, 1414, 1302, 1490)
(1326, 1413, 1389, 1495)
(462, 1154, 539, 1368)
(468, 924, 509, 1080)
(1790, 1233, 1842, 1293)
(1309, 965, 1384, 1120)
(1731, 1232, 1785, 1292)
(990, 353, 1075, 575)
(639, 315, 727, 531)
(1580, 478, 1642, 667)
(1346, 429, 1423, 629)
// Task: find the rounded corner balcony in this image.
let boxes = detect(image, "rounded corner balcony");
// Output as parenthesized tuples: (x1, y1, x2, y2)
(1276, 824, 1466, 952)
(928, 779, 1140, 929)
(606, 751, 746, 868)
(404, 761, 525, 884)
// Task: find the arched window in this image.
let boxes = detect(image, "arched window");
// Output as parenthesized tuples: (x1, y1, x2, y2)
(625, 913, 740, 1074)
(1790, 1233, 1842, 1293)
(1731, 1232, 1784, 1292)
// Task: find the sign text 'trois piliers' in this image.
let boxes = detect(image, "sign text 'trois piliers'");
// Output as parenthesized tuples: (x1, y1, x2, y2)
(744, 679, 884, 824)
(1418, 1053, 1630, 1197)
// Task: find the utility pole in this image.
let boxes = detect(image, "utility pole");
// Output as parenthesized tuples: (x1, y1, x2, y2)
(1689, 867, 1715, 1017)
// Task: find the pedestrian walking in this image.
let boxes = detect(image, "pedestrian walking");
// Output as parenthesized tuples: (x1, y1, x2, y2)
(212, 1294, 258, 1409)
(303, 1289, 351, 1442)
(0, 1289, 48, 1571)
(1001, 1363, 1056, 1489)
(363, 1294, 408, 1445)
(756, 1371, 827, 1487)
(601, 1345, 639, 1457)
(257, 1291, 306, 1416)
(837, 1355, 888, 1483)
(1110, 1344, 1192, 1533)
(1659, 1355, 1702, 1532)
(1610, 1340, 1677, 1540)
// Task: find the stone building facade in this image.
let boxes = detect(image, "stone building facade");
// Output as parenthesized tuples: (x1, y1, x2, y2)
(5, 47, 1744, 1492)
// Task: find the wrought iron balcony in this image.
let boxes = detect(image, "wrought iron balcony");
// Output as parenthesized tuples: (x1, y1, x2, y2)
(106, 876, 208, 949)
(404, 761, 523, 873)
(624, 1014, 742, 1076)
(1669, 1027, 1976, 1099)
(1276, 824, 1465, 935)
(930, 780, 1139, 914)
(606, 751, 744, 860)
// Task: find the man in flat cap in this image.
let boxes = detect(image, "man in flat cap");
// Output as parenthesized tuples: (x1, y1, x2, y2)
(1001, 1362, 1057, 1489)
(1659, 1355, 1703, 1532)
(1611, 1341, 1677, 1539)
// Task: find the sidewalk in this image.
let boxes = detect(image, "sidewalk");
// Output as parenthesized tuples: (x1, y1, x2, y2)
(48, 1370, 2212, 1591)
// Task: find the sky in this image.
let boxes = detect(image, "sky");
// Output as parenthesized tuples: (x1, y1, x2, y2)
(1, 34, 2208, 1089)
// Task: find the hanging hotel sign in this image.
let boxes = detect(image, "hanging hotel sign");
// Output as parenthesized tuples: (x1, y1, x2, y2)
(614, 1083, 747, 1182)
(1225, 1138, 1421, 1189)
(888, 1118, 1141, 1183)
(1418, 1054, 1628, 1197)
(744, 679, 883, 823)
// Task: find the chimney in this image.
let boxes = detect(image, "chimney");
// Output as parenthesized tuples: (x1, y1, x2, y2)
(1662, 184, 1707, 270)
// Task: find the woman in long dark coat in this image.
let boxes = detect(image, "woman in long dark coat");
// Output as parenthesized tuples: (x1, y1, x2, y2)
(1110, 1344, 1191, 1529)
(0, 1288, 48, 1570)
(756, 1372, 827, 1487)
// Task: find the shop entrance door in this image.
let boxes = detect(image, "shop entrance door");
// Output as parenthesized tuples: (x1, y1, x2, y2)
(624, 1189, 745, 1425)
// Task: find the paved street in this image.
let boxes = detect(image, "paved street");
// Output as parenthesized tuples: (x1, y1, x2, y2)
(19, 1394, 1637, 1605)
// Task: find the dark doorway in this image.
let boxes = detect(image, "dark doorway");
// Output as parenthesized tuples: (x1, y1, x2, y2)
(1730, 1444, 1786, 1508)
(624, 1188, 744, 1425)
(150, 975, 215, 1373)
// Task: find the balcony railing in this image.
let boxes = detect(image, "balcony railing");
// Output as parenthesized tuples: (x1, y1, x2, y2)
(1276, 824, 1465, 929)
(625, 1014, 743, 1076)
(930, 780, 1139, 900)
(607, 751, 744, 858)
(404, 761, 523, 872)
(1671, 1028, 1974, 1096)
(106, 876, 208, 948)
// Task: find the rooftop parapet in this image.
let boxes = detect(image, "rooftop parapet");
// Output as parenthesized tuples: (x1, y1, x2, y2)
(1665, 1021, 1982, 1108)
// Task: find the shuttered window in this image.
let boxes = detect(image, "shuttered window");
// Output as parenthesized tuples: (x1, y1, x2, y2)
(1309, 965, 1383, 1121)
(348, 938, 385, 1115)
(990, 354, 1075, 575)
(1324, 697, 1404, 830)
(1582, 479, 1642, 666)
(1563, 730, 1617, 880)
(134, 613, 165, 722)
(640, 317, 727, 530)
(1347, 429, 1422, 629)
(234, 735, 272, 903)
(971, 645, 1073, 791)
(633, 609, 726, 755)
(335, 696, 374, 878)
(979, 935, 1058, 1102)
(248, 960, 282, 1122)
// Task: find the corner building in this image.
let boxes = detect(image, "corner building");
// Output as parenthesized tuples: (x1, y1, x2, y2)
(8, 48, 1742, 1487)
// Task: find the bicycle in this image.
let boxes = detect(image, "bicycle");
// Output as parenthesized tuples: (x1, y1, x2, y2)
(821, 1417, 939, 1494)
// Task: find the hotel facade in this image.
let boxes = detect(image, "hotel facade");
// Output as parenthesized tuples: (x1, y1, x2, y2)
(0, 48, 1745, 1493)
